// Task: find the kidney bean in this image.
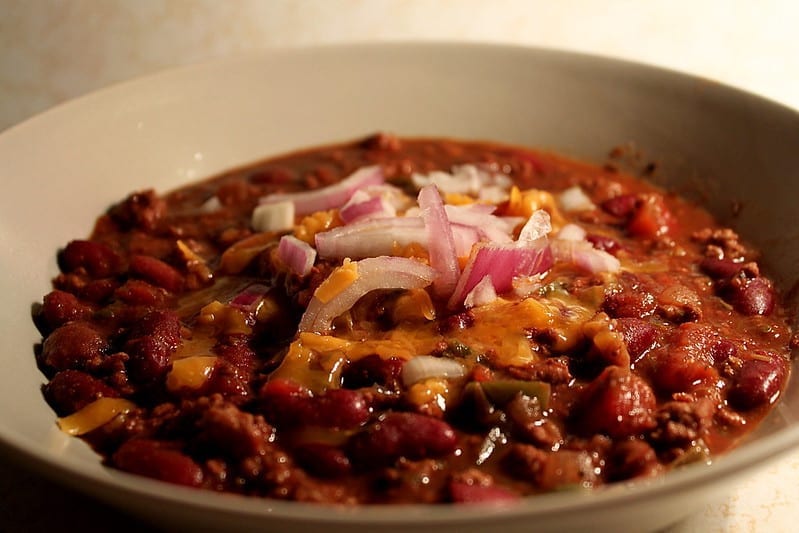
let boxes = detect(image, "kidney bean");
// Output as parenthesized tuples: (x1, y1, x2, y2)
(700, 257, 742, 279)
(59, 240, 122, 278)
(317, 389, 372, 428)
(602, 274, 657, 319)
(114, 279, 168, 306)
(294, 443, 352, 478)
(586, 233, 622, 256)
(449, 481, 519, 503)
(650, 347, 718, 394)
(571, 366, 656, 439)
(347, 412, 458, 467)
(259, 379, 370, 429)
(40, 322, 108, 372)
(728, 355, 787, 410)
(724, 277, 775, 316)
(39, 290, 91, 331)
(129, 255, 185, 293)
(627, 195, 675, 239)
(615, 318, 659, 361)
(711, 339, 737, 367)
(43, 369, 119, 416)
(78, 278, 120, 304)
(601, 194, 638, 217)
(342, 354, 403, 389)
(125, 310, 182, 383)
(112, 439, 203, 487)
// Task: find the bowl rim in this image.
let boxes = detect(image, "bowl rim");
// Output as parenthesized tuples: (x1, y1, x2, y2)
(2, 40, 798, 524)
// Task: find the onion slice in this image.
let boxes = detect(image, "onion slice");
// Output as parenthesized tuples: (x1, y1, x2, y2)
(315, 217, 479, 259)
(339, 192, 396, 224)
(463, 275, 498, 308)
(229, 283, 271, 314)
(557, 185, 596, 212)
(259, 165, 384, 216)
(278, 235, 317, 277)
(550, 239, 620, 274)
(449, 240, 553, 308)
(401, 356, 466, 387)
(299, 256, 436, 333)
(419, 185, 459, 298)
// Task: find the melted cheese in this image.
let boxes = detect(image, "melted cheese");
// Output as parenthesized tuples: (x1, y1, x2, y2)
(167, 356, 219, 391)
(314, 259, 358, 304)
(57, 398, 136, 436)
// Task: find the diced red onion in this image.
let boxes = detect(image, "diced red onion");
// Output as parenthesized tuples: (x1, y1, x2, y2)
(419, 185, 459, 298)
(360, 184, 414, 211)
(478, 185, 510, 203)
(230, 283, 271, 314)
(556, 223, 587, 241)
(464, 275, 498, 308)
(299, 256, 436, 333)
(518, 210, 552, 242)
(401, 356, 466, 387)
(411, 164, 512, 197)
(259, 165, 384, 216)
(550, 239, 620, 274)
(557, 186, 596, 212)
(444, 204, 517, 244)
(278, 235, 316, 277)
(449, 240, 553, 308)
(339, 192, 396, 224)
(315, 217, 479, 259)
(251, 200, 295, 233)
(200, 195, 222, 214)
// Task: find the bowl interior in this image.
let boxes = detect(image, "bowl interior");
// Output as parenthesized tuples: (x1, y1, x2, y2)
(1, 43, 798, 531)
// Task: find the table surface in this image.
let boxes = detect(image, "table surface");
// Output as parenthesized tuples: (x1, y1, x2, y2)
(2, 1, 798, 531)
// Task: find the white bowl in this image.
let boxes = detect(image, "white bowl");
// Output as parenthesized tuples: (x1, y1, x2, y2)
(1, 43, 798, 532)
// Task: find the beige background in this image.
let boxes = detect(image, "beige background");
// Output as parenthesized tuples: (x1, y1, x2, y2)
(2, 0, 799, 131)
(1, 1, 798, 531)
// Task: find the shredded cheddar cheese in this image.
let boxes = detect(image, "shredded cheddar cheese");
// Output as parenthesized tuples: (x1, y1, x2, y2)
(167, 356, 219, 391)
(314, 259, 359, 304)
(57, 398, 137, 436)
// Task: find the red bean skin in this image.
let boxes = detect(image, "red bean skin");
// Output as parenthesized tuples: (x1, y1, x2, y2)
(728, 356, 787, 410)
(40, 322, 107, 372)
(571, 366, 656, 439)
(124, 310, 182, 384)
(129, 255, 185, 293)
(294, 443, 352, 478)
(627, 195, 675, 239)
(114, 279, 168, 306)
(259, 379, 370, 429)
(347, 412, 458, 467)
(725, 277, 775, 316)
(615, 318, 659, 361)
(342, 354, 403, 389)
(601, 194, 638, 217)
(113, 439, 203, 487)
(39, 290, 91, 331)
(700, 257, 742, 279)
(43, 369, 119, 416)
(60, 240, 122, 278)
(586, 233, 622, 256)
